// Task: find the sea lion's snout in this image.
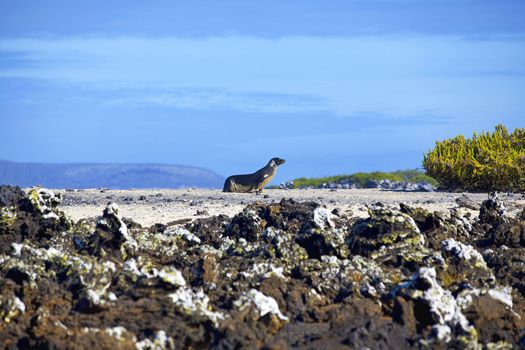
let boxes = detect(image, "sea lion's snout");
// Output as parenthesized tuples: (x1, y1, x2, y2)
(271, 158, 286, 166)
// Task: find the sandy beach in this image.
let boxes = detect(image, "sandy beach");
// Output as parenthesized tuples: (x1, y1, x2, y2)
(55, 188, 525, 227)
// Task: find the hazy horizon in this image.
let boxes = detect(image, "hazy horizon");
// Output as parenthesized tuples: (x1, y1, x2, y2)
(1, 1, 524, 184)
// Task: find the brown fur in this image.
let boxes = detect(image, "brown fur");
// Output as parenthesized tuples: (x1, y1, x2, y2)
(223, 158, 285, 193)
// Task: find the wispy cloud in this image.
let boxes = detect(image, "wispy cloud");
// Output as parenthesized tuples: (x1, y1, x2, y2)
(107, 88, 330, 114)
(0, 35, 524, 119)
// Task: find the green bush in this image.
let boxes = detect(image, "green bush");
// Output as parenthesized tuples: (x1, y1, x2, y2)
(423, 124, 525, 192)
(290, 170, 438, 189)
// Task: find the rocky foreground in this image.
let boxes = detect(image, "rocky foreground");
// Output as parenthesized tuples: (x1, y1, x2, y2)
(1, 186, 525, 349)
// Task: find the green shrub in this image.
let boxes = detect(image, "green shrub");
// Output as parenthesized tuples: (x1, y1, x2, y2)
(423, 124, 525, 192)
(289, 170, 437, 189)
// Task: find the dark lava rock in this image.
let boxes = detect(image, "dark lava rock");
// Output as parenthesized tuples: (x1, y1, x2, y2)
(225, 199, 319, 242)
(0, 187, 71, 254)
(123, 217, 142, 230)
(1, 189, 524, 349)
(463, 293, 525, 345)
(455, 194, 479, 210)
(87, 202, 137, 256)
(349, 206, 424, 257)
(400, 203, 484, 250)
(149, 223, 167, 234)
(186, 214, 230, 246)
(479, 192, 506, 225)
(488, 220, 525, 248)
(484, 248, 525, 297)
(0, 185, 25, 207)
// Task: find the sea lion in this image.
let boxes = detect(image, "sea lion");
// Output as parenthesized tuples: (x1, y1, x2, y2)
(223, 158, 286, 193)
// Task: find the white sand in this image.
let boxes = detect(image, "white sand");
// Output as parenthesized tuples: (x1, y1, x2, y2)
(53, 188, 524, 227)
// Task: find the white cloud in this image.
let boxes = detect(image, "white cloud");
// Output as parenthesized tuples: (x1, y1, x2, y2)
(0, 35, 524, 118)
(105, 87, 330, 114)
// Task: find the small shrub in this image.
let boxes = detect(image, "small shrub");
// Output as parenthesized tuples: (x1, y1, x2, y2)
(423, 125, 525, 192)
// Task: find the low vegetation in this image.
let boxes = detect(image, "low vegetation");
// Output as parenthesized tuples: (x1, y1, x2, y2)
(286, 169, 438, 189)
(423, 124, 525, 192)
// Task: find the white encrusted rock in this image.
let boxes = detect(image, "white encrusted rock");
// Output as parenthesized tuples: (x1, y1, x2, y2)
(164, 226, 201, 244)
(457, 286, 513, 310)
(487, 287, 513, 308)
(12, 296, 26, 313)
(313, 207, 336, 229)
(100, 202, 138, 249)
(392, 267, 474, 344)
(105, 326, 130, 341)
(234, 289, 289, 321)
(419, 267, 471, 330)
(241, 262, 285, 279)
(157, 268, 186, 287)
(123, 258, 186, 287)
(11, 242, 23, 256)
(136, 330, 175, 350)
(168, 287, 224, 327)
(442, 239, 487, 268)
(27, 188, 62, 219)
(0, 295, 26, 323)
(431, 324, 452, 343)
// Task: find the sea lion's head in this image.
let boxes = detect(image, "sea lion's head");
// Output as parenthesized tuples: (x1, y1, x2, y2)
(269, 158, 286, 167)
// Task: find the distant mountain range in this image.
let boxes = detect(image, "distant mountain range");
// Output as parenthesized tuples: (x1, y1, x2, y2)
(0, 160, 225, 189)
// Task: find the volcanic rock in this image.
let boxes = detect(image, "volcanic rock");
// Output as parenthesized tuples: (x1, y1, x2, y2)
(0, 189, 524, 349)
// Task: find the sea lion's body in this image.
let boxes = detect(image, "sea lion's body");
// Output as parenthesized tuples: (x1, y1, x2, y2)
(223, 158, 285, 193)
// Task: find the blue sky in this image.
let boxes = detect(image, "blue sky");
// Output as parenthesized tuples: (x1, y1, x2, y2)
(1, 1, 524, 183)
